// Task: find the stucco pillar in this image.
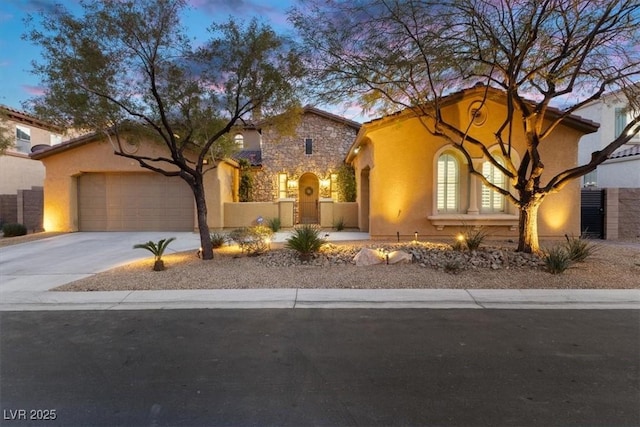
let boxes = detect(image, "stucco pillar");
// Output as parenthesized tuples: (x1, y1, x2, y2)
(319, 198, 334, 228)
(605, 188, 619, 240)
(467, 159, 482, 215)
(278, 198, 295, 228)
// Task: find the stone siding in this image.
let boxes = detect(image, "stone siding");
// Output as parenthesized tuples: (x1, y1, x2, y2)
(253, 111, 358, 202)
(618, 188, 640, 238)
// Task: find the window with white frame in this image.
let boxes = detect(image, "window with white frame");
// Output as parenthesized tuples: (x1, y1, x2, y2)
(15, 125, 31, 153)
(481, 157, 506, 213)
(234, 133, 244, 149)
(436, 153, 459, 213)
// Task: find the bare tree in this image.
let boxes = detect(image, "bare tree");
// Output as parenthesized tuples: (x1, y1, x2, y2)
(25, 0, 303, 259)
(291, 0, 640, 253)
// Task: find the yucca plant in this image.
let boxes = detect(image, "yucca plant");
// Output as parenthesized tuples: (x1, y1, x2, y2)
(564, 234, 597, 263)
(267, 217, 282, 232)
(133, 237, 176, 271)
(543, 246, 572, 274)
(285, 224, 327, 261)
(333, 217, 345, 231)
(210, 232, 227, 248)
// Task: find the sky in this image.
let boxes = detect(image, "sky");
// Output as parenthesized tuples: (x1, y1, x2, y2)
(0, 0, 367, 122)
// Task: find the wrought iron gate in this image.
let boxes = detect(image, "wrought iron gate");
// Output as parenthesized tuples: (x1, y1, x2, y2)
(581, 189, 605, 239)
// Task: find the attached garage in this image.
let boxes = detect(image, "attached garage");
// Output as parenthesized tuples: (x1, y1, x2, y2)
(78, 173, 194, 231)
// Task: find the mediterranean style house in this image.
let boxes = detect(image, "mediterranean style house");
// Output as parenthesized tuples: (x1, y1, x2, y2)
(346, 86, 599, 240)
(30, 89, 599, 237)
(573, 88, 640, 188)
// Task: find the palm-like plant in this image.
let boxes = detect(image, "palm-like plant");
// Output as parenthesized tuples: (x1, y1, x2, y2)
(285, 225, 326, 261)
(133, 237, 176, 271)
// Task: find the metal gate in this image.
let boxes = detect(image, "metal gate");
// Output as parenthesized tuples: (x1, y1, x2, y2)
(581, 189, 605, 238)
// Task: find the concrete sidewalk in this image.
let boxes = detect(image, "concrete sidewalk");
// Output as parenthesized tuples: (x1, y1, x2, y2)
(1, 288, 638, 311)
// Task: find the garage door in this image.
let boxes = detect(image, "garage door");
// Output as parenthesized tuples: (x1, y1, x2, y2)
(78, 173, 194, 231)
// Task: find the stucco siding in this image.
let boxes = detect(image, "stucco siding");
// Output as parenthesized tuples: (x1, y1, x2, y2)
(351, 89, 586, 240)
(39, 136, 234, 232)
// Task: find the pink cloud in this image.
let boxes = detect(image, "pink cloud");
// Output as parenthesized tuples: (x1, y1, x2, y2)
(22, 85, 46, 96)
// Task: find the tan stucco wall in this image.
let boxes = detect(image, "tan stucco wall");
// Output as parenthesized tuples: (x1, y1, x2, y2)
(223, 202, 279, 228)
(352, 91, 584, 240)
(40, 136, 235, 232)
(0, 153, 45, 194)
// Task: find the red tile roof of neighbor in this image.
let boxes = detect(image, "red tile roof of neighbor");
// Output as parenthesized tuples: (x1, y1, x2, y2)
(0, 105, 64, 133)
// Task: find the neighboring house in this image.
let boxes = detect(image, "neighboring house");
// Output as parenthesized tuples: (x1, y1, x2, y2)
(0, 106, 64, 229)
(574, 88, 640, 188)
(346, 86, 599, 240)
(0, 106, 63, 195)
(234, 106, 360, 224)
(30, 132, 237, 232)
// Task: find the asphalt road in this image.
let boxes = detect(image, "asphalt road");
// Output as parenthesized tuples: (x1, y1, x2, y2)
(1, 309, 638, 426)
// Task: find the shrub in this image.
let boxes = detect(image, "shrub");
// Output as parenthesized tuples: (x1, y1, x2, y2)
(285, 224, 327, 261)
(2, 223, 27, 237)
(133, 237, 176, 271)
(454, 227, 488, 251)
(444, 260, 462, 274)
(266, 217, 281, 232)
(229, 225, 273, 256)
(209, 232, 227, 249)
(333, 217, 345, 231)
(564, 234, 596, 263)
(336, 164, 357, 202)
(543, 246, 572, 274)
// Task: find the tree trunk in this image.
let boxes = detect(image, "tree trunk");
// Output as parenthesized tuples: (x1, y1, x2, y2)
(517, 200, 542, 254)
(192, 178, 214, 260)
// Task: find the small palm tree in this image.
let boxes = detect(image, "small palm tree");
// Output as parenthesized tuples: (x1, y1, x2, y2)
(133, 237, 176, 271)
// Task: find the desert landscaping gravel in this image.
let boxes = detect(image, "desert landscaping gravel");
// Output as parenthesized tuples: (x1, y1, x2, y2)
(55, 240, 640, 291)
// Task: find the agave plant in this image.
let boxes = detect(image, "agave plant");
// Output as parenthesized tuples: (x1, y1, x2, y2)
(133, 237, 176, 271)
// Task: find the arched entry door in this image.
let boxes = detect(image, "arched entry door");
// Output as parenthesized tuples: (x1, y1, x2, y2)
(298, 173, 319, 224)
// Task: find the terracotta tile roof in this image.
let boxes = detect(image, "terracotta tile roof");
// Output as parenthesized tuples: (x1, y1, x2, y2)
(0, 105, 64, 133)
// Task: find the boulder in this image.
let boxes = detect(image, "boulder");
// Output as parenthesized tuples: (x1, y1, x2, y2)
(388, 250, 413, 265)
(354, 248, 385, 266)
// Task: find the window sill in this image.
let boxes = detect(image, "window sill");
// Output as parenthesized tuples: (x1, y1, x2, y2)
(427, 214, 519, 231)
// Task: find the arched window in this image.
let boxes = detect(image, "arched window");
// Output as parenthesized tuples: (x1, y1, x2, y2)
(481, 157, 506, 213)
(233, 133, 244, 148)
(436, 153, 459, 213)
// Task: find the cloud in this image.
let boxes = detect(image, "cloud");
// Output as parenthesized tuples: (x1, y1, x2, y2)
(187, 0, 291, 26)
(22, 84, 46, 96)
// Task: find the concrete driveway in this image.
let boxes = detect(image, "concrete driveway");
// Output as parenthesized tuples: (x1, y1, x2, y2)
(0, 232, 202, 293)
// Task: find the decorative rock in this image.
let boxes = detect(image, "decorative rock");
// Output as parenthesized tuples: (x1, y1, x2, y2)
(387, 250, 413, 264)
(353, 248, 385, 266)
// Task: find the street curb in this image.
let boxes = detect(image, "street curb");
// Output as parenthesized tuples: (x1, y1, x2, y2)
(1, 289, 638, 311)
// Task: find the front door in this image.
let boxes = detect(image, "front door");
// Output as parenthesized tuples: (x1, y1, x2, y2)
(298, 173, 319, 224)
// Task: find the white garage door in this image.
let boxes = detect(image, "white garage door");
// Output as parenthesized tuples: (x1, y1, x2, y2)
(78, 173, 194, 231)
